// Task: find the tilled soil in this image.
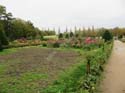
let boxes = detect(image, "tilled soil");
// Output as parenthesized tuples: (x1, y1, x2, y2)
(0, 47, 81, 91)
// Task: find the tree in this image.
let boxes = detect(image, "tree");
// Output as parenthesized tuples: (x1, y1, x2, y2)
(70, 31, 74, 37)
(102, 30, 113, 42)
(11, 18, 41, 40)
(3, 13, 13, 39)
(0, 24, 9, 47)
(65, 33, 69, 39)
(58, 33, 63, 39)
(0, 5, 14, 41)
(0, 40, 2, 51)
(0, 5, 6, 20)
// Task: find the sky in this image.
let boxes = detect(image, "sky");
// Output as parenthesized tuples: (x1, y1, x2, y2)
(1, 0, 125, 31)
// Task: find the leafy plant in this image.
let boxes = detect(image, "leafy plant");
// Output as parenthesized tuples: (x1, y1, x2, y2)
(53, 42, 60, 48)
(102, 30, 113, 42)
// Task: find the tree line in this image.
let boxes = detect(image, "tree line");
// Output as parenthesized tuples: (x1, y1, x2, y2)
(0, 4, 125, 50)
(0, 5, 55, 50)
(58, 27, 125, 39)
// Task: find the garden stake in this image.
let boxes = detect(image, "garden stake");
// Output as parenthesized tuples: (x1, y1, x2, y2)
(87, 59, 91, 74)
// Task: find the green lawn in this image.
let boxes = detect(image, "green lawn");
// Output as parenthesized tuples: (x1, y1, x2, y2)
(44, 35, 58, 40)
(0, 48, 17, 55)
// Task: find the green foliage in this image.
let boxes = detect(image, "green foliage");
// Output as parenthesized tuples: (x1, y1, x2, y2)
(42, 43, 47, 47)
(0, 24, 9, 46)
(0, 4, 56, 43)
(42, 62, 86, 93)
(0, 48, 17, 55)
(43, 42, 113, 93)
(53, 42, 60, 48)
(65, 33, 69, 39)
(58, 33, 63, 39)
(102, 30, 113, 42)
(80, 43, 113, 93)
(40, 35, 44, 40)
(70, 32, 74, 37)
(43, 30, 56, 36)
(0, 40, 2, 51)
(0, 5, 6, 14)
(75, 33, 79, 38)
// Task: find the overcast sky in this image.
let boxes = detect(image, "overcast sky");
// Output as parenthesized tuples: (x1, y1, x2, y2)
(1, 0, 125, 31)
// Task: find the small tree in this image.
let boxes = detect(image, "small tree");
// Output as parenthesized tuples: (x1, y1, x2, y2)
(65, 33, 69, 39)
(58, 33, 63, 39)
(40, 35, 44, 40)
(102, 30, 113, 42)
(70, 31, 74, 37)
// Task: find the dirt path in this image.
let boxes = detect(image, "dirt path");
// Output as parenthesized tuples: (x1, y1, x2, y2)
(100, 40, 125, 93)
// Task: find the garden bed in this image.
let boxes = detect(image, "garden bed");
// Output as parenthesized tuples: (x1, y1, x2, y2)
(0, 47, 82, 93)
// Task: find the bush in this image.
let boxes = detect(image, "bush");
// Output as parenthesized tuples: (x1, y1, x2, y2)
(65, 33, 69, 39)
(42, 43, 47, 47)
(58, 33, 63, 39)
(102, 30, 113, 42)
(70, 32, 74, 37)
(40, 35, 44, 40)
(53, 42, 60, 48)
(0, 41, 3, 51)
(42, 41, 47, 47)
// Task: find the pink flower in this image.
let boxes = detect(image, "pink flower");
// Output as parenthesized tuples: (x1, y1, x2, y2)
(85, 37, 96, 44)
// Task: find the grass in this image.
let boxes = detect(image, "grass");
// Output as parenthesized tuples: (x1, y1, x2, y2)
(44, 35, 58, 40)
(0, 48, 17, 55)
(42, 61, 86, 93)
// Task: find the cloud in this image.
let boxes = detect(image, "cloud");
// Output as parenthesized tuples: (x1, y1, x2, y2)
(1, 0, 125, 31)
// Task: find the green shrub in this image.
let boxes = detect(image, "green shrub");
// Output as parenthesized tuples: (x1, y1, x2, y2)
(58, 33, 63, 39)
(70, 32, 74, 37)
(65, 33, 69, 39)
(0, 41, 3, 51)
(40, 35, 44, 40)
(102, 30, 113, 42)
(53, 42, 60, 48)
(0, 24, 9, 46)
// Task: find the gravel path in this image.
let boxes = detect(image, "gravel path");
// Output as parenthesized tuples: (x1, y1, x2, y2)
(100, 40, 125, 93)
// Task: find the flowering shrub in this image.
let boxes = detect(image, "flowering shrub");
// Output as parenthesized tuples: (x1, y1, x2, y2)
(9, 39, 42, 48)
(84, 37, 96, 44)
(8, 37, 104, 50)
(83, 37, 104, 50)
(17, 38, 27, 43)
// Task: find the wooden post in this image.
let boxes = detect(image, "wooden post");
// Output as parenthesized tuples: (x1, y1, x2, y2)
(87, 59, 90, 74)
